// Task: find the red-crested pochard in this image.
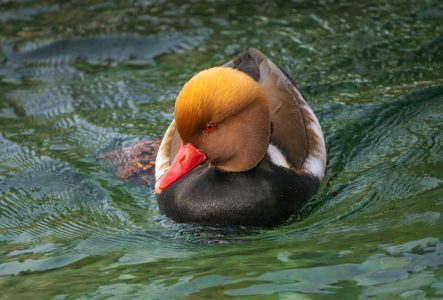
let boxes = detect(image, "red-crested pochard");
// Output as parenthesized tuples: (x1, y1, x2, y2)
(153, 48, 326, 226)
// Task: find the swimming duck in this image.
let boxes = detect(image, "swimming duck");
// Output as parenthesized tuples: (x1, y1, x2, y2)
(153, 48, 326, 226)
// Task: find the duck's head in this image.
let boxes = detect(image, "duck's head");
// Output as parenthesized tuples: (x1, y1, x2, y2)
(155, 67, 271, 194)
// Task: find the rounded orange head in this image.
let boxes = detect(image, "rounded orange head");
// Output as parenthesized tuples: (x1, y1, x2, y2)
(155, 67, 271, 193)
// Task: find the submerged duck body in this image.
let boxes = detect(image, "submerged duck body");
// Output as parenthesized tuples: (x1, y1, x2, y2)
(155, 48, 326, 226)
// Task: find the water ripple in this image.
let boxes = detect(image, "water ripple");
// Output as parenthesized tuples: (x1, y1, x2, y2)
(6, 85, 73, 118)
(0, 147, 133, 246)
(2, 34, 201, 66)
(318, 86, 443, 218)
(0, 0, 442, 298)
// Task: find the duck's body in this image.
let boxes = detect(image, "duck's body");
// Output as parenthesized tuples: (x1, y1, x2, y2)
(154, 48, 326, 226)
(158, 160, 319, 226)
(99, 49, 325, 226)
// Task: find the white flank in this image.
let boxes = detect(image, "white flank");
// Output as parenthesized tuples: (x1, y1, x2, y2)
(306, 122, 323, 141)
(155, 121, 176, 180)
(303, 155, 325, 178)
(267, 144, 291, 168)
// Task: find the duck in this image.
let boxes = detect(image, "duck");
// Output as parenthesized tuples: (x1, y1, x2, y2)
(98, 48, 326, 226)
(152, 48, 327, 226)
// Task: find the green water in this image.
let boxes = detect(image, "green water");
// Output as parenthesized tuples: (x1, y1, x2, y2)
(1, 0, 443, 299)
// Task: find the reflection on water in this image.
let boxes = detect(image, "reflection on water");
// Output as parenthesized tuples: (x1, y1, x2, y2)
(0, 0, 442, 298)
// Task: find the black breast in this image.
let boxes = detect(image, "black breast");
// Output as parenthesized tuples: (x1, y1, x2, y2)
(157, 160, 319, 227)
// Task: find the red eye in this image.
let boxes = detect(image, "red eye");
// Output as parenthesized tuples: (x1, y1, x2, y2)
(205, 122, 216, 133)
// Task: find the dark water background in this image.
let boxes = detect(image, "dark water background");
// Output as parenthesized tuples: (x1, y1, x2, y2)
(1, 0, 443, 299)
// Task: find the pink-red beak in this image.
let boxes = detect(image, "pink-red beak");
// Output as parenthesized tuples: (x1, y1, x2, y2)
(155, 143, 206, 194)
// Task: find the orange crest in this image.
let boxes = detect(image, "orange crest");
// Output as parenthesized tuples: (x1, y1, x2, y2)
(174, 67, 269, 143)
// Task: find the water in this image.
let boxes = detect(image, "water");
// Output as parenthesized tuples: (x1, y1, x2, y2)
(0, 0, 442, 298)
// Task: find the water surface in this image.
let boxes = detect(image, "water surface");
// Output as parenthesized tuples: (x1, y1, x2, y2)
(1, 0, 443, 299)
